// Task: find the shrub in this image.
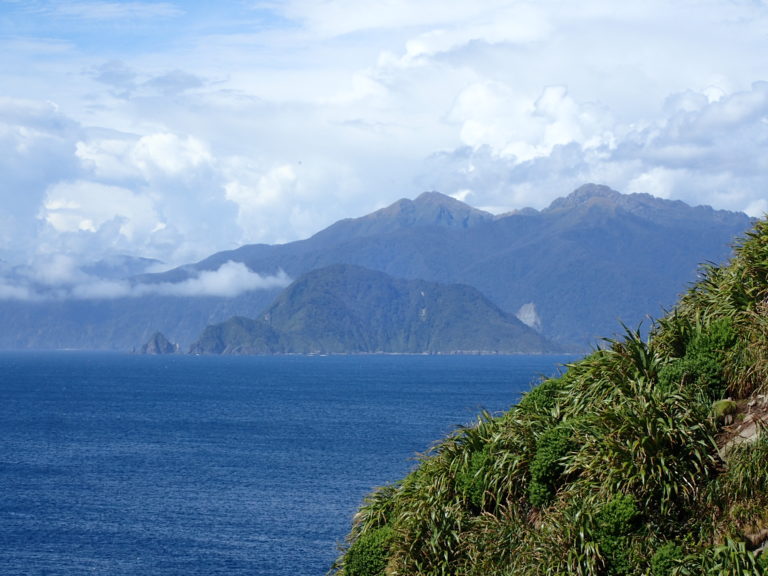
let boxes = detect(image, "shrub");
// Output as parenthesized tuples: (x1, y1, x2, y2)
(344, 525, 395, 576)
(650, 542, 684, 576)
(760, 549, 768, 571)
(529, 423, 574, 508)
(595, 494, 640, 539)
(517, 376, 565, 415)
(454, 447, 491, 511)
(657, 358, 687, 392)
(658, 318, 736, 399)
(594, 494, 640, 576)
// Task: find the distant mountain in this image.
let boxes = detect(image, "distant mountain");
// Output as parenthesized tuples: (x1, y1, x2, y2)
(0, 185, 753, 351)
(189, 265, 557, 354)
(81, 254, 163, 280)
(168, 184, 752, 349)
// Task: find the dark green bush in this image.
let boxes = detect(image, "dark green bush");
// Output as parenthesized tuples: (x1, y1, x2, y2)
(658, 318, 736, 399)
(528, 423, 574, 508)
(594, 494, 640, 576)
(517, 376, 565, 415)
(331, 220, 768, 576)
(344, 525, 395, 576)
(650, 542, 684, 576)
(455, 448, 490, 511)
(657, 358, 687, 391)
(595, 494, 640, 539)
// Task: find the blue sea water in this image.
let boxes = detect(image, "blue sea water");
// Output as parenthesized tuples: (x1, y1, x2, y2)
(0, 353, 572, 576)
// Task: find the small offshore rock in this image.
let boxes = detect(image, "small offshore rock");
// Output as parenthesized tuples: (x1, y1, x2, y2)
(140, 331, 180, 355)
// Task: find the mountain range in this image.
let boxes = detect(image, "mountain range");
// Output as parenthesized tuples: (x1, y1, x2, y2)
(0, 184, 753, 352)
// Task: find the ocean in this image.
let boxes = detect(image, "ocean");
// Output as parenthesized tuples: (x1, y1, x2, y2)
(0, 352, 572, 575)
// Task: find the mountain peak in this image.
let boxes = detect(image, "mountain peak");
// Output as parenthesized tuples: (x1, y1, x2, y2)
(373, 191, 494, 229)
(542, 183, 746, 226)
(312, 191, 494, 244)
(544, 184, 627, 212)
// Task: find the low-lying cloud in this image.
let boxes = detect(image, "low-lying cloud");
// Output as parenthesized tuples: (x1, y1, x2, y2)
(0, 261, 291, 302)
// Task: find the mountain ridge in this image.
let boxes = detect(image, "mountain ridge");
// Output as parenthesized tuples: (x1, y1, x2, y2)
(0, 184, 753, 351)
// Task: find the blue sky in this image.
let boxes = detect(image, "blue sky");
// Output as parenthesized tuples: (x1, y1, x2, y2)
(2, 0, 768, 295)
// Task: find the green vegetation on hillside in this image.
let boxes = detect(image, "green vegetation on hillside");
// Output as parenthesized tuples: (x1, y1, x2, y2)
(190, 265, 557, 355)
(331, 219, 768, 575)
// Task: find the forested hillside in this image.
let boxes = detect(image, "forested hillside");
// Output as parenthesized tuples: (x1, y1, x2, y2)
(189, 265, 557, 355)
(333, 218, 768, 575)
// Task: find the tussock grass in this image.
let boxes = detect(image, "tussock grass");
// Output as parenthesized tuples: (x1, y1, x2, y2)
(331, 217, 768, 576)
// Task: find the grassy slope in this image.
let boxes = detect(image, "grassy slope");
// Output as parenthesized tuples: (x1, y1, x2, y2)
(332, 219, 768, 576)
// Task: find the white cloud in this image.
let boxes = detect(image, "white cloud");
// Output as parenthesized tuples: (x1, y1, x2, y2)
(0, 261, 291, 301)
(394, 3, 550, 66)
(423, 81, 768, 215)
(131, 133, 212, 178)
(27, 253, 84, 286)
(447, 82, 613, 163)
(0, 98, 81, 262)
(225, 164, 297, 219)
(75, 136, 138, 180)
(42, 180, 159, 237)
(746, 199, 768, 218)
(0, 282, 34, 300)
(75, 131, 213, 183)
(3, 0, 768, 284)
(625, 168, 681, 200)
(268, 0, 524, 38)
(144, 262, 291, 298)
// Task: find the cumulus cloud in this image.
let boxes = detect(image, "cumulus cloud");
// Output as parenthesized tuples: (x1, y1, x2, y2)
(0, 98, 82, 262)
(421, 81, 768, 216)
(58, 129, 241, 264)
(446, 83, 613, 163)
(131, 132, 212, 177)
(42, 180, 159, 236)
(3, 0, 768, 278)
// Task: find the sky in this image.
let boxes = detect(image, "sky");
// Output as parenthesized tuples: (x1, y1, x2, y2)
(2, 0, 768, 294)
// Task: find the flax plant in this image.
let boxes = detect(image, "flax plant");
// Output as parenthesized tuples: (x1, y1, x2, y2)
(334, 217, 768, 576)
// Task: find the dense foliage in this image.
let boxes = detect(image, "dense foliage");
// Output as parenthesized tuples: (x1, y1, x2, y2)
(331, 218, 768, 575)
